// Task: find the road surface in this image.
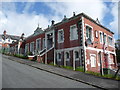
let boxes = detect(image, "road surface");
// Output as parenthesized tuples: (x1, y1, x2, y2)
(2, 55, 96, 88)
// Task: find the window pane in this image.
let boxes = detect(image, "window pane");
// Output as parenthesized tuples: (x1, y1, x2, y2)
(100, 33, 102, 43)
(86, 26, 92, 40)
(58, 30, 64, 42)
(70, 25, 78, 40)
(91, 55, 96, 67)
(75, 51, 79, 58)
(66, 52, 69, 59)
(58, 53, 61, 59)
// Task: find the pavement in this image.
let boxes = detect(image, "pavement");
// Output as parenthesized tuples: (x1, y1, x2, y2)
(2, 55, 120, 89)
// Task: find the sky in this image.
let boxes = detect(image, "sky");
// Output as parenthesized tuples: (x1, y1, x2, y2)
(0, 0, 119, 40)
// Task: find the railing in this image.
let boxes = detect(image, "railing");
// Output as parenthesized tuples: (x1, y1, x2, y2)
(39, 46, 54, 57)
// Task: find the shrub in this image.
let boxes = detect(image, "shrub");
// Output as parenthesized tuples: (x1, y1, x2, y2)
(14, 54, 28, 59)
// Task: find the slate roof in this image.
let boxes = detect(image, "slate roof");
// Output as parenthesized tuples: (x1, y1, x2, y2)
(24, 27, 45, 40)
(0, 34, 20, 40)
(45, 12, 114, 34)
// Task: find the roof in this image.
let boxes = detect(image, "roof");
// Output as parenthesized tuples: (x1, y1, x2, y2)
(46, 12, 114, 34)
(24, 27, 45, 41)
(0, 34, 20, 40)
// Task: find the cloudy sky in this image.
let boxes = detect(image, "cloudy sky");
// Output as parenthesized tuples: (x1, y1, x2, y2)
(0, 0, 119, 39)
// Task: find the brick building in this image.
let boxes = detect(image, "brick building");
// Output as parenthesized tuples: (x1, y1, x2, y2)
(9, 12, 117, 73)
(0, 30, 20, 52)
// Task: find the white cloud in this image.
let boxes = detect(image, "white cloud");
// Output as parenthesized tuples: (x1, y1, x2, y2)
(45, 0, 108, 24)
(109, 2, 118, 39)
(0, 11, 50, 36)
(0, 0, 116, 39)
(0, 2, 51, 37)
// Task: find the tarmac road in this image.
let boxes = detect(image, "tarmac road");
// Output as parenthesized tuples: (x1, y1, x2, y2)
(2, 56, 96, 88)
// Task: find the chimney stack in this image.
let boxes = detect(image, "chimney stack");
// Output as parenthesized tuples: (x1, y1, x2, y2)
(51, 20, 55, 25)
(73, 12, 75, 17)
(64, 15, 66, 19)
(3, 30, 6, 35)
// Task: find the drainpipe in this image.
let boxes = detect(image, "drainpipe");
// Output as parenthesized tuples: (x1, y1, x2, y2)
(73, 50, 75, 70)
(64, 51, 66, 67)
(54, 29, 56, 65)
(45, 33, 47, 64)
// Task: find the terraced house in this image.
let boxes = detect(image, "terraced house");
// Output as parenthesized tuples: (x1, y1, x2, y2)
(0, 30, 20, 52)
(9, 12, 117, 74)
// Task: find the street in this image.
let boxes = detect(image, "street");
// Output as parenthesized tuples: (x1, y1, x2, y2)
(2, 56, 96, 88)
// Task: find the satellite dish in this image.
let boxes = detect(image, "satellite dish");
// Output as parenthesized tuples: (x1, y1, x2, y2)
(85, 38, 93, 46)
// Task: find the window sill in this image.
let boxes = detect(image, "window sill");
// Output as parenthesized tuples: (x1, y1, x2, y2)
(58, 41, 64, 43)
(70, 38, 78, 41)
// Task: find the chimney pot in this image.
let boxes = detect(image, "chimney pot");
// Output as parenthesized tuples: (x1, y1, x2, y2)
(64, 15, 66, 19)
(3, 30, 6, 35)
(51, 20, 55, 25)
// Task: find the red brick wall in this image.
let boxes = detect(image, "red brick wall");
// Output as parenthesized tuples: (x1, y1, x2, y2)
(86, 49, 100, 72)
(84, 17, 115, 51)
(55, 16, 82, 49)
(25, 33, 45, 51)
(84, 17, 117, 71)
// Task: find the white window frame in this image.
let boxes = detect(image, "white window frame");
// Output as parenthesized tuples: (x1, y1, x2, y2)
(65, 51, 70, 61)
(85, 24, 94, 41)
(58, 29, 64, 43)
(36, 38, 41, 51)
(25, 43, 29, 53)
(108, 35, 113, 46)
(95, 30, 98, 38)
(70, 24, 78, 40)
(30, 41, 34, 53)
(90, 54, 96, 67)
(103, 33, 107, 45)
(57, 52, 62, 61)
(99, 31, 103, 44)
(74, 50, 79, 61)
(42, 38, 45, 49)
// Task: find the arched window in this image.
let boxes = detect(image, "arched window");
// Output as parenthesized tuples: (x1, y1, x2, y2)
(58, 53, 61, 59)
(75, 51, 79, 59)
(66, 52, 69, 59)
